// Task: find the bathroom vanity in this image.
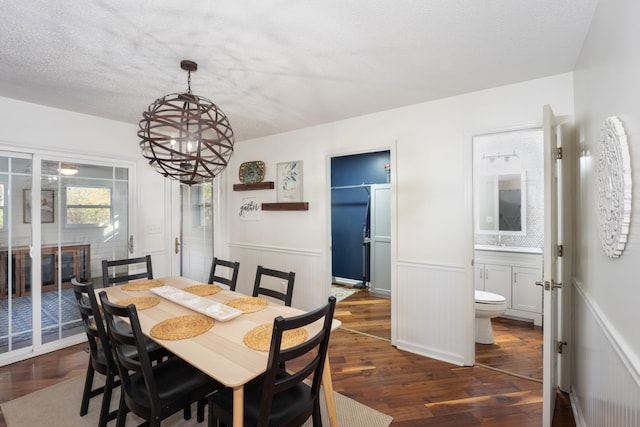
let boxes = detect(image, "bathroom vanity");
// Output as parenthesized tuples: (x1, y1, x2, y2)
(474, 245, 543, 326)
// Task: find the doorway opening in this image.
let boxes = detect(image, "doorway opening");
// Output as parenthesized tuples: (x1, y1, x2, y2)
(330, 150, 391, 340)
(472, 127, 544, 381)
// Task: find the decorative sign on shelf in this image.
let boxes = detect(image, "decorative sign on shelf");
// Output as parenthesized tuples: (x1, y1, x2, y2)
(597, 116, 632, 258)
(239, 197, 260, 221)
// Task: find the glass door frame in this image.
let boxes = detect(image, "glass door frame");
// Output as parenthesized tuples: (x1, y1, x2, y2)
(0, 147, 136, 366)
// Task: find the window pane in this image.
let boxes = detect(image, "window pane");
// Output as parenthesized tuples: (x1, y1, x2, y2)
(67, 187, 111, 205)
(67, 207, 111, 225)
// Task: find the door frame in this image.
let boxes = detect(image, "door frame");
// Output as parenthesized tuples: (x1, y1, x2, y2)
(169, 175, 225, 281)
(326, 144, 397, 344)
(468, 111, 573, 425)
(0, 146, 136, 366)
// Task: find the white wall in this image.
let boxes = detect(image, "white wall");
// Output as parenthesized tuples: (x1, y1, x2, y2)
(572, 0, 640, 424)
(226, 73, 574, 365)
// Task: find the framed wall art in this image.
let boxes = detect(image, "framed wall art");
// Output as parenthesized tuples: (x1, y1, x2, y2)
(277, 161, 303, 202)
(24, 189, 55, 223)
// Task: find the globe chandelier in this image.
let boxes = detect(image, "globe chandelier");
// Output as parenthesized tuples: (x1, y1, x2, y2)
(138, 60, 234, 185)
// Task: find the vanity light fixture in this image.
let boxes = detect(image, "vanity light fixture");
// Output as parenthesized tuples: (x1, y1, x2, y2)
(482, 150, 519, 163)
(138, 60, 235, 185)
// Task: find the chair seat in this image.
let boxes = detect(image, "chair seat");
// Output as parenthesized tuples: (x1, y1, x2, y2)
(124, 356, 219, 419)
(210, 370, 314, 426)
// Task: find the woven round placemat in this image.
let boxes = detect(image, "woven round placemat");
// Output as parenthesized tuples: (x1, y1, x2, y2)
(224, 296, 268, 314)
(243, 323, 308, 352)
(114, 296, 160, 310)
(183, 284, 222, 296)
(150, 315, 214, 341)
(120, 279, 164, 291)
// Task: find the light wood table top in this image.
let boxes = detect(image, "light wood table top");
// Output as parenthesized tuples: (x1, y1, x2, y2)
(98, 276, 340, 426)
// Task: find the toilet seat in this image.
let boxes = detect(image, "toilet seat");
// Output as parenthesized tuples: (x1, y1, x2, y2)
(475, 290, 506, 305)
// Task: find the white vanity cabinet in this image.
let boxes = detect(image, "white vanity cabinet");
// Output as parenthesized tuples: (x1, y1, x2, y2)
(474, 248, 543, 326)
(475, 263, 512, 307)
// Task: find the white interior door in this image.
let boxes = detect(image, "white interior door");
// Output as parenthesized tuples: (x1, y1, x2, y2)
(541, 104, 562, 426)
(370, 184, 391, 296)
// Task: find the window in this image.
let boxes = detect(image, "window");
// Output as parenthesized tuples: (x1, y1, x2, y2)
(66, 186, 112, 226)
(193, 181, 212, 227)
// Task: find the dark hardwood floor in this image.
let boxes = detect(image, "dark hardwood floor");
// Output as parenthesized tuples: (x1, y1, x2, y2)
(476, 317, 544, 381)
(0, 288, 575, 426)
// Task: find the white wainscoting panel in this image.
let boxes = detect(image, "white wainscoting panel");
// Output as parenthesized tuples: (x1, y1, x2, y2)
(395, 260, 474, 366)
(228, 243, 325, 311)
(572, 281, 640, 427)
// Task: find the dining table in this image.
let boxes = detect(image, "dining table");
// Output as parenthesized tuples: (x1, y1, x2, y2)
(98, 276, 341, 427)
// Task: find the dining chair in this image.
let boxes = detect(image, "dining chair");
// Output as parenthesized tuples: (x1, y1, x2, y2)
(72, 278, 170, 427)
(101, 255, 153, 287)
(71, 278, 120, 427)
(208, 257, 240, 291)
(208, 296, 337, 427)
(252, 265, 295, 306)
(99, 291, 221, 427)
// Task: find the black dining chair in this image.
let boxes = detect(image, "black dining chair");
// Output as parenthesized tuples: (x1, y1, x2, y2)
(101, 255, 153, 287)
(99, 291, 221, 427)
(71, 278, 169, 427)
(252, 265, 295, 306)
(72, 278, 120, 427)
(208, 257, 240, 291)
(208, 296, 337, 427)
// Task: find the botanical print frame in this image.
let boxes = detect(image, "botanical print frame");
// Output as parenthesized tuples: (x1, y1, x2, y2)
(23, 189, 55, 223)
(277, 161, 303, 202)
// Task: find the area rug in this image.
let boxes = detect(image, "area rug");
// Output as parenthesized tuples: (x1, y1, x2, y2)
(1, 375, 393, 427)
(331, 285, 357, 303)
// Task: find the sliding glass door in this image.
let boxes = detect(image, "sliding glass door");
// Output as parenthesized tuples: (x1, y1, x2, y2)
(0, 152, 132, 364)
(0, 153, 33, 355)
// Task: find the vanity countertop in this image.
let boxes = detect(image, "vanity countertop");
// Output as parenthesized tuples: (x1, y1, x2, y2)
(475, 244, 543, 255)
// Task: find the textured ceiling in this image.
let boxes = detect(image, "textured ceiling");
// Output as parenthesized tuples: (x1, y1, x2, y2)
(0, 1, 598, 142)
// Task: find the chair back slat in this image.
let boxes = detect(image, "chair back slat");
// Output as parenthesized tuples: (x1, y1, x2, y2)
(101, 255, 153, 287)
(208, 257, 240, 291)
(252, 265, 295, 306)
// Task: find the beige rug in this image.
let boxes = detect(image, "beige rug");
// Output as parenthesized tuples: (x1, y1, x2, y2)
(331, 285, 358, 302)
(2, 375, 392, 427)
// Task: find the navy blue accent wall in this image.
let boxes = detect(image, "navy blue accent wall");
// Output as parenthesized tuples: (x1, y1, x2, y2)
(331, 151, 390, 282)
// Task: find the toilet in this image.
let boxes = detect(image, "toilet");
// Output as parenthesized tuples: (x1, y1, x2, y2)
(475, 290, 507, 344)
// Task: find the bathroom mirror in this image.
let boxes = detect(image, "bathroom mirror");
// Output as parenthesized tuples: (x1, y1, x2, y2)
(476, 171, 526, 234)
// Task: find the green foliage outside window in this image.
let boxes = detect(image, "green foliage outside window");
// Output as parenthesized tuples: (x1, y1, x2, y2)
(66, 186, 112, 226)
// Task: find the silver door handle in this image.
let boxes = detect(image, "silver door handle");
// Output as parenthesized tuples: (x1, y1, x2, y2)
(535, 280, 562, 291)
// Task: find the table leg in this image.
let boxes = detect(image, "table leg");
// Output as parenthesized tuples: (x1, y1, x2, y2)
(322, 355, 338, 427)
(233, 386, 243, 426)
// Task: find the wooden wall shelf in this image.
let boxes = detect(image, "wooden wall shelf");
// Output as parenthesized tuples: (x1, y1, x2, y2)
(233, 181, 274, 191)
(262, 202, 309, 211)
